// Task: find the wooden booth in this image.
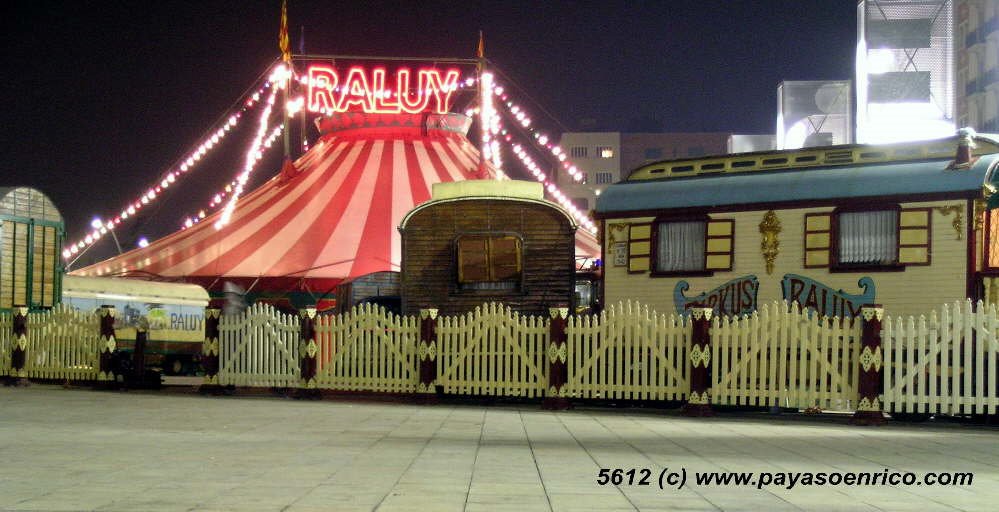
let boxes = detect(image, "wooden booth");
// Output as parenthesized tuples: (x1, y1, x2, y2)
(0, 187, 64, 312)
(595, 132, 999, 318)
(399, 180, 578, 316)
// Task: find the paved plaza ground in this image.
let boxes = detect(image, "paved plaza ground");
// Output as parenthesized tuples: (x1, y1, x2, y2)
(1, 386, 997, 512)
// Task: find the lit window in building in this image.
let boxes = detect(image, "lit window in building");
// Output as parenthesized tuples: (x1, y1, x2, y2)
(597, 147, 614, 158)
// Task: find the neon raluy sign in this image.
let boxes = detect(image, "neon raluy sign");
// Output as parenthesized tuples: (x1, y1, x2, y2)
(307, 65, 461, 114)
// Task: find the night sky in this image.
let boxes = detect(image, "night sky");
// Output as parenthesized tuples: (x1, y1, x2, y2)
(1, 0, 857, 267)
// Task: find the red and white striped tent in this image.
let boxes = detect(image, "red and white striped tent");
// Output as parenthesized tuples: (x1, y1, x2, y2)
(73, 112, 600, 296)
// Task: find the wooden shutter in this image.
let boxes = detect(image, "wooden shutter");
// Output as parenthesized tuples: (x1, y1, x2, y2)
(804, 212, 832, 268)
(489, 236, 522, 280)
(457, 236, 490, 282)
(898, 208, 931, 265)
(628, 223, 652, 273)
(705, 219, 734, 271)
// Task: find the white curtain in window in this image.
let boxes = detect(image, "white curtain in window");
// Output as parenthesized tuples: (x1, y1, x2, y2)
(839, 210, 897, 264)
(658, 221, 705, 271)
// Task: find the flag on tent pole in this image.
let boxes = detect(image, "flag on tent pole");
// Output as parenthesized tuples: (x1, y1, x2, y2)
(279, 0, 291, 62)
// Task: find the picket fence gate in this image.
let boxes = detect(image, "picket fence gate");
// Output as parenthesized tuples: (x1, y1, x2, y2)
(882, 300, 999, 416)
(218, 303, 301, 388)
(711, 302, 862, 411)
(23, 304, 102, 381)
(566, 301, 690, 401)
(314, 303, 420, 393)
(435, 302, 549, 397)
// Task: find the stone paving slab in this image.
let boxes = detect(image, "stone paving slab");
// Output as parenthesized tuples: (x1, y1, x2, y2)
(1, 386, 998, 511)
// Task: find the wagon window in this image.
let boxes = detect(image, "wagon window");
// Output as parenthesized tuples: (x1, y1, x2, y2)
(656, 220, 706, 272)
(837, 210, 898, 265)
(456, 235, 522, 290)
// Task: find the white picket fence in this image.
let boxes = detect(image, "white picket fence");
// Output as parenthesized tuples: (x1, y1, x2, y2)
(566, 301, 690, 401)
(0, 312, 11, 376)
(883, 300, 999, 416)
(23, 304, 102, 380)
(435, 302, 549, 397)
(711, 302, 862, 411)
(314, 303, 420, 393)
(218, 303, 301, 388)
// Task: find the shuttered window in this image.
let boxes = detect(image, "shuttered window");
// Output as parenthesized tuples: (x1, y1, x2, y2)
(656, 221, 705, 271)
(806, 206, 931, 270)
(456, 234, 522, 290)
(643, 216, 735, 275)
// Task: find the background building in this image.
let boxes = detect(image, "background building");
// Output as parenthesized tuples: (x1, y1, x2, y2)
(955, 0, 999, 131)
(557, 132, 730, 213)
(856, 0, 955, 143)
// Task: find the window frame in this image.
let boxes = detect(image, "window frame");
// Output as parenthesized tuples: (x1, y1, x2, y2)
(452, 232, 526, 294)
(650, 214, 714, 278)
(830, 204, 905, 272)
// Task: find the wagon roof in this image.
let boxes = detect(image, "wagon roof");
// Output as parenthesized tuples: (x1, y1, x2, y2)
(597, 134, 999, 215)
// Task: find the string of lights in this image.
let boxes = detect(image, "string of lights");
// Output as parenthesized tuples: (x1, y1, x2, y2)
(61, 77, 275, 259)
(493, 115, 597, 235)
(490, 80, 584, 183)
(214, 66, 288, 229)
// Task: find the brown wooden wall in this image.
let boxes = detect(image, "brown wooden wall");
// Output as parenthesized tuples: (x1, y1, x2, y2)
(401, 199, 576, 316)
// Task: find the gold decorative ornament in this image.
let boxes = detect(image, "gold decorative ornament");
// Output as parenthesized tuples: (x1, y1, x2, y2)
(935, 204, 964, 239)
(14, 306, 29, 316)
(202, 338, 219, 356)
(300, 308, 317, 319)
(758, 210, 782, 275)
(419, 308, 439, 320)
(687, 391, 710, 405)
(974, 199, 986, 231)
(857, 397, 881, 412)
(608, 223, 629, 243)
(860, 346, 883, 372)
(549, 307, 569, 319)
(689, 345, 711, 368)
(16, 334, 27, 350)
(205, 309, 221, 319)
(860, 307, 884, 322)
(305, 340, 319, 358)
(98, 306, 116, 318)
(203, 374, 219, 385)
(548, 342, 567, 363)
(689, 308, 713, 321)
(548, 386, 568, 397)
(102, 336, 117, 353)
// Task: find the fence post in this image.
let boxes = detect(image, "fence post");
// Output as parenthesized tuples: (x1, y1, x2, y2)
(543, 307, 570, 410)
(851, 304, 886, 425)
(97, 305, 116, 383)
(417, 308, 438, 402)
(297, 307, 319, 398)
(199, 308, 221, 393)
(682, 307, 715, 417)
(6, 306, 28, 384)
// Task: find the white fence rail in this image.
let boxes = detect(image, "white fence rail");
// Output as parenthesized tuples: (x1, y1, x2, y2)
(23, 304, 101, 380)
(436, 303, 549, 397)
(883, 300, 999, 416)
(315, 304, 420, 393)
(711, 302, 862, 411)
(218, 303, 300, 388)
(566, 301, 690, 401)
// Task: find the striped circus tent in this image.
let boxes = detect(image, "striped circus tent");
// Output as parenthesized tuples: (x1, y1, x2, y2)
(73, 112, 600, 299)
